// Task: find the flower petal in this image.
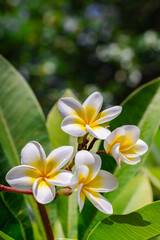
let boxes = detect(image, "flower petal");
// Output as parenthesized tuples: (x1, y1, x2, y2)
(75, 150, 101, 182)
(84, 190, 113, 214)
(82, 92, 103, 123)
(6, 165, 41, 191)
(21, 141, 46, 173)
(58, 97, 86, 119)
(85, 170, 118, 192)
(120, 152, 141, 165)
(111, 143, 121, 168)
(46, 146, 74, 173)
(123, 139, 148, 158)
(70, 165, 89, 189)
(93, 106, 122, 125)
(47, 170, 73, 187)
(86, 124, 111, 140)
(61, 115, 87, 137)
(32, 178, 56, 204)
(120, 125, 140, 151)
(77, 183, 85, 212)
(104, 127, 126, 153)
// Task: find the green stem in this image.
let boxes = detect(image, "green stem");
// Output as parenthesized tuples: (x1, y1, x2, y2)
(37, 202, 54, 240)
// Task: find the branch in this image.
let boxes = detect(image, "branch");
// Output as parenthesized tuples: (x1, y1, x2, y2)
(0, 185, 32, 195)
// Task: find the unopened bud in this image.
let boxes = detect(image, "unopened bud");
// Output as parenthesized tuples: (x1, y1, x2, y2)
(56, 187, 72, 198)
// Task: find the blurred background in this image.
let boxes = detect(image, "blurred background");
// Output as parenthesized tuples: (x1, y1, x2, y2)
(1, 0, 160, 115)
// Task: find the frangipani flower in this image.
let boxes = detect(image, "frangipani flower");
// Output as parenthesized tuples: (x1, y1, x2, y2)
(70, 150, 118, 214)
(58, 92, 122, 140)
(104, 125, 148, 168)
(6, 141, 73, 204)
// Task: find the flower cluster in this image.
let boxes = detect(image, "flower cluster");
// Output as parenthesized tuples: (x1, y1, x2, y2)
(6, 92, 148, 214)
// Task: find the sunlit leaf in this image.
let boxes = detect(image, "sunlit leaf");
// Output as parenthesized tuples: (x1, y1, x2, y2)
(87, 201, 160, 240)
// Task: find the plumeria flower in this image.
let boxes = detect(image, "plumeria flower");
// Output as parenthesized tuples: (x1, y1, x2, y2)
(6, 141, 73, 204)
(104, 125, 148, 168)
(58, 92, 122, 140)
(70, 150, 118, 214)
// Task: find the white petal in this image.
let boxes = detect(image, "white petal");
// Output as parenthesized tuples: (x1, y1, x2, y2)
(61, 115, 87, 137)
(33, 178, 56, 204)
(75, 150, 101, 182)
(70, 165, 89, 189)
(21, 141, 46, 172)
(86, 124, 111, 140)
(47, 170, 73, 187)
(120, 125, 140, 151)
(6, 165, 41, 191)
(123, 139, 148, 158)
(84, 190, 113, 214)
(120, 152, 141, 165)
(104, 127, 126, 153)
(85, 170, 118, 192)
(77, 183, 85, 212)
(58, 97, 86, 119)
(111, 143, 121, 168)
(46, 146, 74, 173)
(93, 106, 122, 125)
(82, 92, 103, 123)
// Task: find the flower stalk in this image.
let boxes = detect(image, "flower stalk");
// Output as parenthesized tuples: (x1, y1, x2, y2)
(37, 202, 54, 240)
(0, 184, 55, 240)
(0, 184, 32, 195)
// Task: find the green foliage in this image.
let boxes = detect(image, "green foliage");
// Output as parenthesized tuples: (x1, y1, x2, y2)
(0, 56, 51, 239)
(82, 78, 160, 239)
(1, 56, 160, 240)
(0, 231, 14, 240)
(87, 201, 160, 240)
(1, 1, 160, 114)
(47, 89, 78, 239)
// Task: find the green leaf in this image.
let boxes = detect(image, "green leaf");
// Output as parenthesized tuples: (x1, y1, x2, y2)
(46, 89, 77, 148)
(0, 231, 14, 240)
(0, 146, 33, 240)
(113, 173, 153, 214)
(0, 56, 52, 239)
(47, 89, 78, 239)
(82, 78, 160, 239)
(86, 201, 160, 240)
(143, 166, 160, 191)
(56, 186, 78, 239)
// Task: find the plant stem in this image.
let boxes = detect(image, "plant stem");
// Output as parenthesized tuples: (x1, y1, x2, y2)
(87, 137, 98, 151)
(96, 150, 106, 155)
(0, 185, 54, 240)
(37, 202, 54, 240)
(0, 185, 32, 195)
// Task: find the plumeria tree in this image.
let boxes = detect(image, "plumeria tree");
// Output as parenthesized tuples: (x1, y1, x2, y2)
(1, 55, 160, 240)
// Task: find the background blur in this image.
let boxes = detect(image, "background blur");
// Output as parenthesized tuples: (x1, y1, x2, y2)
(1, 0, 160, 114)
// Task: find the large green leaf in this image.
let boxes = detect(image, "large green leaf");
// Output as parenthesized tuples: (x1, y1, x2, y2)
(47, 89, 78, 239)
(143, 166, 160, 191)
(82, 78, 160, 239)
(0, 56, 52, 239)
(87, 201, 160, 240)
(46, 89, 77, 149)
(0, 231, 14, 240)
(113, 173, 153, 214)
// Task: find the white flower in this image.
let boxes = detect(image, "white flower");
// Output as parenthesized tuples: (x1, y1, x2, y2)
(104, 125, 148, 168)
(58, 92, 122, 139)
(6, 141, 73, 204)
(70, 150, 118, 214)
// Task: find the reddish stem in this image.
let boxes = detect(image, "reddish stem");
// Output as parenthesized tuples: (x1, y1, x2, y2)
(96, 150, 107, 155)
(37, 202, 54, 240)
(0, 185, 32, 195)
